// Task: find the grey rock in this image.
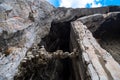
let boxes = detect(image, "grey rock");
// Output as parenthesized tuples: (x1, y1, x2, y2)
(0, 3, 12, 12)
(0, 0, 120, 80)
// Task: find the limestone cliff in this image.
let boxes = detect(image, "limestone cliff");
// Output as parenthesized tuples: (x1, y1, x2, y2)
(0, 0, 120, 80)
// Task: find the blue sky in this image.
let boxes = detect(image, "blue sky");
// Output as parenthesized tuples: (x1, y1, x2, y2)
(47, 0, 120, 8)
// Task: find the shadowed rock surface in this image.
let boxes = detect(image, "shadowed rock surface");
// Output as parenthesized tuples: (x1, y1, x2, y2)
(0, 0, 120, 80)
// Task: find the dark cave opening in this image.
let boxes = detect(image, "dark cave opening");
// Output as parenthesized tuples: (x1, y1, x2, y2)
(38, 21, 75, 80)
(93, 14, 120, 63)
(39, 21, 71, 52)
(14, 21, 76, 80)
(93, 13, 120, 40)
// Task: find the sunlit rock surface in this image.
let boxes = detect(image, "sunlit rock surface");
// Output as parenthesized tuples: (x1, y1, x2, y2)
(0, 0, 120, 80)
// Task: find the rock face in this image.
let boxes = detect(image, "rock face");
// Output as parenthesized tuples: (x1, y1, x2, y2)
(0, 0, 54, 80)
(0, 0, 120, 80)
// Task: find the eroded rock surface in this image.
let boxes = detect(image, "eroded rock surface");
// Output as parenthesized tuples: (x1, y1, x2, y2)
(0, 0, 54, 79)
(0, 0, 120, 80)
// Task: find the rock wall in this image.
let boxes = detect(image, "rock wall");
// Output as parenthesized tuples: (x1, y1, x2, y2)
(0, 0, 120, 80)
(0, 0, 54, 79)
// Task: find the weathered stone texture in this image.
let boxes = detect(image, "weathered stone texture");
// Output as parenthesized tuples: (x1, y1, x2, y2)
(0, 0, 120, 80)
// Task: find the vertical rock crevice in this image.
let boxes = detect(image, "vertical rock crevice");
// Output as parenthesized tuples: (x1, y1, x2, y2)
(39, 21, 74, 80)
(40, 21, 71, 52)
(15, 20, 77, 80)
